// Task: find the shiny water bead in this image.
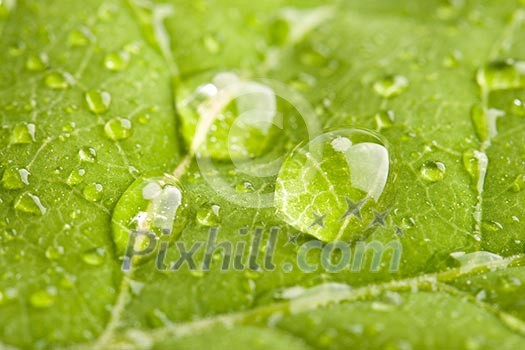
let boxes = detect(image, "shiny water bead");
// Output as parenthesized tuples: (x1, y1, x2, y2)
(104, 118, 133, 141)
(85, 90, 111, 114)
(419, 161, 446, 183)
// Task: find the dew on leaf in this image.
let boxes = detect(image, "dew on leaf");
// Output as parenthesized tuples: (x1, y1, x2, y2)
(177, 71, 278, 160)
(235, 181, 255, 193)
(67, 27, 92, 47)
(104, 117, 133, 141)
(82, 248, 105, 266)
(275, 129, 391, 242)
(511, 99, 525, 116)
(111, 177, 188, 257)
(82, 183, 103, 202)
(29, 288, 57, 308)
(374, 110, 395, 131)
(44, 72, 71, 90)
(84, 90, 111, 114)
(476, 59, 525, 91)
(10, 122, 36, 144)
(104, 51, 130, 72)
(78, 147, 97, 163)
(482, 220, 503, 232)
(25, 53, 48, 72)
(1, 167, 29, 189)
(196, 204, 221, 227)
(45, 245, 64, 260)
(470, 104, 504, 143)
(373, 75, 409, 98)
(8, 41, 26, 57)
(450, 251, 504, 273)
(14, 192, 46, 216)
(66, 169, 86, 186)
(510, 174, 525, 192)
(419, 160, 446, 183)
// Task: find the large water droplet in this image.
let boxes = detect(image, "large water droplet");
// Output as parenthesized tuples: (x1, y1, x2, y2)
(85, 90, 111, 114)
(196, 204, 221, 227)
(104, 51, 130, 71)
(419, 160, 446, 183)
(373, 75, 409, 98)
(476, 59, 525, 91)
(78, 147, 97, 163)
(67, 169, 86, 186)
(275, 129, 392, 242)
(1, 167, 29, 189)
(29, 288, 57, 308)
(177, 71, 279, 160)
(14, 192, 46, 215)
(104, 117, 133, 141)
(82, 183, 103, 202)
(111, 177, 188, 257)
(82, 248, 105, 266)
(10, 122, 36, 144)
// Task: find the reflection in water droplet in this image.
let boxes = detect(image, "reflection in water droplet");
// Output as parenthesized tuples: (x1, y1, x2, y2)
(83, 183, 103, 202)
(67, 27, 93, 47)
(111, 177, 188, 256)
(1, 167, 28, 189)
(67, 169, 86, 186)
(11, 123, 36, 144)
(275, 129, 391, 242)
(29, 288, 57, 308)
(470, 104, 504, 143)
(419, 161, 446, 183)
(82, 248, 105, 266)
(196, 204, 221, 227)
(85, 90, 111, 114)
(104, 51, 130, 71)
(14, 192, 47, 215)
(104, 118, 133, 141)
(373, 75, 409, 98)
(25, 53, 48, 72)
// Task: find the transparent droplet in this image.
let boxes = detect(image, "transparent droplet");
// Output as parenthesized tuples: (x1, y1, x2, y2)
(511, 174, 525, 192)
(67, 169, 86, 186)
(476, 59, 525, 91)
(67, 27, 92, 47)
(177, 71, 278, 160)
(104, 51, 130, 71)
(374, 110, 395, 131)
(82, 183, 103, 202)
(85, 90, 111, 114)
(450, 251, 504, 273)
(482, 220, 503, 232)
(104, 117, 133, 141)
(82, 248, 105, 266)
(419, 160, 446, 183)
(45, 245, 64, 260)
(29, 288, 57, 308)
(78, 147, 97, 163)
(462, 149, 488, 186)
(235, 181, 255, 193)
(111, 177, 188, 257)
(470, 104, 504, 143)
(10, 123, 36, 144)
(275, 129, 392, 242)
(25, 53, 48, 72)
(14, 192, 47, 216)
(196, 204, 221, 227)
(45, 72, 71, 90)
(511, 99, 525, 116)
(373, 75, 409, 98)
(1, 167, 29, 189)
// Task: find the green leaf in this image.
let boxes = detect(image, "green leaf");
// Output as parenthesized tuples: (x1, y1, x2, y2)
(2, 0, 525, 349)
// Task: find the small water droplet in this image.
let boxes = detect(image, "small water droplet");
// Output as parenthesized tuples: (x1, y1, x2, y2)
(510, 174, 525, 192)
(477, 59, 525, 91)
(78, 147, 97, 163)
(373, 75, 409, 98)
(374, 110, 395, 131)
(419, 160, 446, 183)
(29, 288, 57, 308)
(104, 117, 133, 141)
(85, 90, 111, 114)
(462, 149, 488, 186)
(67, 169, 86, 186)
(104, 51, 130, 71)
(82, 183, 103, 202)
(82, 248, 105, 266)
(25, 53, 48, 72)
(275, 129, 392, 242)
(1, 167, 29, 189)
(45, 72, 71, 90)
(111, 177, 188, 257)
(196, 204, 221, 227)
(470, 104, 504, 143)
(482, 220, 503, 232)
(14, 192, 47, 216)
(511, 99, 525, 116)
(10, 122, 36, 144)
(235, 181, 255, 193)
(67, 27, 93, 47)
(45, 245, 64, 260)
